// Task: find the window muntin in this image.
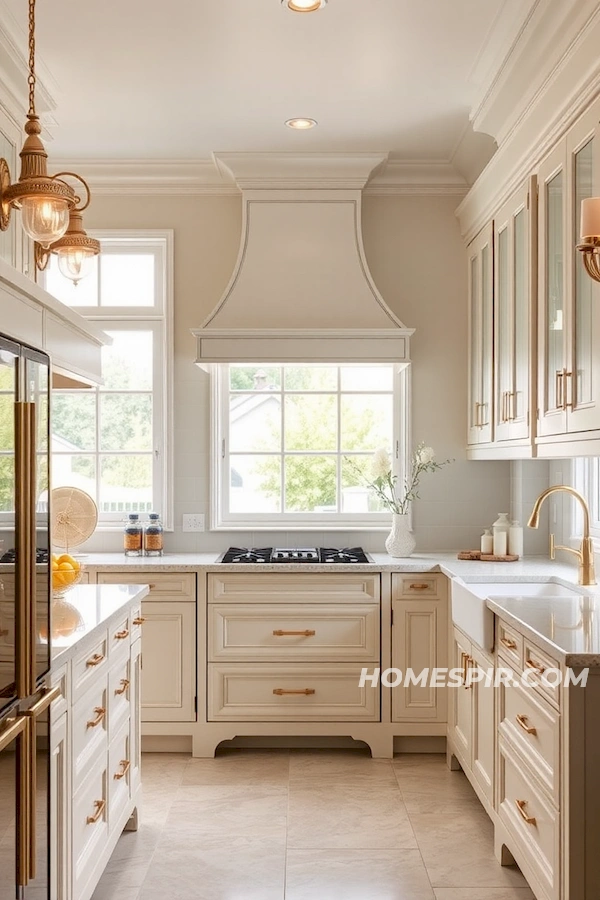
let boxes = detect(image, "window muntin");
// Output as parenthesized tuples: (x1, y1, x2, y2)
(44, 232, 172, 527)
(216, 363, 405, 528)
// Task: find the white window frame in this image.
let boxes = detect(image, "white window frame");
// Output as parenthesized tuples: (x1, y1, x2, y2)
(573, 457, 600, 548)
(46, 230, 174, 530)
(211, 363, 411, 531)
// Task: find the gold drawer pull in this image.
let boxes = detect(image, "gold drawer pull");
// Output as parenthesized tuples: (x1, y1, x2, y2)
(515, 799, 536, 826)
(516, 714, 537, 736)
(272, 629, 316, 637)
(133, 617, 145, 626)
(114, 678, 130, 696)
(86, 799, 106, 824)
(148, 584, 156, 589)
(114, 629, 129, 640)
(86, 707, 106, 728)
(86, 653, 105, 668)
(273, 688, 315, 696)
(0, 628, 9, 637)
(409, 583, 430, 590)
(500, 636, 517, 650)
(114, 759, 131, 780)
(525, 657, 546, 674)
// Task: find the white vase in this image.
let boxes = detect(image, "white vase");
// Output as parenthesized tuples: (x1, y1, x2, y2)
(385, 513, 416, 557)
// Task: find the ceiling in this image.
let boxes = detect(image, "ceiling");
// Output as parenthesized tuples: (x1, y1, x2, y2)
(3, 0, 506, 165)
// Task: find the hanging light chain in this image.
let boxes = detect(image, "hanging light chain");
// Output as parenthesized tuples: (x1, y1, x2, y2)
(27, 0, 36, 116)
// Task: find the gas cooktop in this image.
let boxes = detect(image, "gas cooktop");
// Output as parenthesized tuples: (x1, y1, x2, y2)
(0, 548, 49, 564)
(220, 547, 371, 564)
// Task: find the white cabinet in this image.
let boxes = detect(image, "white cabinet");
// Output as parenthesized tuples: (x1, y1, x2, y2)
(537, 99, 600, 445)
(448, 625, 494, 808)
(467, 222, 494, 446)
(49, 709, 69, 900)
(96, 572, 197, 723)
(494, 178, 536, 444)
(139, 601, 196, 722)
(391, 575, 447, 722)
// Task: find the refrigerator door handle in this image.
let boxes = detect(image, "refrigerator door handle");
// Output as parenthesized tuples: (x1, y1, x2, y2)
(2, 714, 32, 887)
(24, 685, 60, 881)
(15, 402, 33, 699)
(0, 713, 27, 751)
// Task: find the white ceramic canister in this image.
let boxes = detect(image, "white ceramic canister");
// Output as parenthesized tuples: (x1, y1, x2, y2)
(480, 528, 493, 554)
(508, 520, 523, 557)
(492, 512, 510, 556)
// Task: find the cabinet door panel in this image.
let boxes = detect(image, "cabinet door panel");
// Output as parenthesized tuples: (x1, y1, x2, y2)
(567, 105, 600, 433)
(470, 644, 494, 805)
(467, 222, 494, 445)
(391, 599, 447, 722)
(140, 601, 196, 722)
(451, 628, 471, 759)
(49, 713, 69, 900)
(538, 144, 568, 436)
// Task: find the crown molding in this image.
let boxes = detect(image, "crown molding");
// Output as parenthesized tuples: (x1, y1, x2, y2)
(51, 155, 469, 198)
(457, 4, 600, 241)
(0, 0, 57, 130)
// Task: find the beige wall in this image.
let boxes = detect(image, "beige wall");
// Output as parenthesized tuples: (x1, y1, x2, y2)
(79, 192, 512, 553)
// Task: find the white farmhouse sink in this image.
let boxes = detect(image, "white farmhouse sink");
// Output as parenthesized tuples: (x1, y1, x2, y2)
(451, 579, 582, 651)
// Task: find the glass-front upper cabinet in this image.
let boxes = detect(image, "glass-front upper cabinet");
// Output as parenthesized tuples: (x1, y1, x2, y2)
(494, 178, 535, 444)
(538, 99, 600, 440)
(467, 221, 494, 447)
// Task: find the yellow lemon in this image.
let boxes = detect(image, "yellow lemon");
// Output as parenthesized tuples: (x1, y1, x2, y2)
(57, 553, 78, 569)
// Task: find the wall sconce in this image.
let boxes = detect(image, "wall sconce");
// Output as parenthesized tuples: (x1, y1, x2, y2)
(577, 198, 600, 282)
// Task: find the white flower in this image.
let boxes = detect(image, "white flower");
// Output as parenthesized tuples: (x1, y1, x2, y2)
(371, 448, 391, 480)
(417, 446, 435, 465)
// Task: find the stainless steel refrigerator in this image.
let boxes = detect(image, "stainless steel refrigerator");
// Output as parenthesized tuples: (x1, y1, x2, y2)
(0, 332, 55, 899)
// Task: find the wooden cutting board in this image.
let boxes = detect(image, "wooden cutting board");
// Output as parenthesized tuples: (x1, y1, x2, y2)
(457, 550, 519, 562)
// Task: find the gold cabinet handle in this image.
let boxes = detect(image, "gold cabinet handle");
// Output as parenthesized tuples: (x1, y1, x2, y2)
(114, 678, 130, 696)
(516, 714, 537, 736)
(515, 799, 536, 826)
(465, 656, 474, 689)
(525, 657, 546, 675)
(272, 629, 316, 637)
(114, 629, 129, 640)
(86, 653, 105, 668)
(0, 628, 8, 637)
(409, 583, 430, 590)
(500, 636, 517, 650)
(556, 370, 564, 410)
(114, 759, 131, 780)
(133, 617, 145, 626)
(86, 799, 106, 825)
(509, 391, 516, 421)
(564, 370, 573, 408)
(273, 688, 315, 696)
(148, 584, 156, 590)
(86, 707, 106, 729)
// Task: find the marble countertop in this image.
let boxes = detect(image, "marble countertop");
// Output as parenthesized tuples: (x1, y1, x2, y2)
(487, 593, 600, 666)
(50, 583, 149, 665)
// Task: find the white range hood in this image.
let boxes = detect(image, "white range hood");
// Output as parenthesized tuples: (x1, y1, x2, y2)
(192, 153, 414, 365)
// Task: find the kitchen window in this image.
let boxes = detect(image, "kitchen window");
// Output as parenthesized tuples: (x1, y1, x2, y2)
(213, 363, 408, 529)
(43, 231, 173, 527)
(573, 457, 600, 544)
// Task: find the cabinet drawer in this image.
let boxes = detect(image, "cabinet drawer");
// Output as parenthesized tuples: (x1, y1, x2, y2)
(209, 573, 379, 605)
(108, 719, 131, 835)
(496, 619, 523, 668)
(523, 640, 561, 709)
(498, 671, 560, 804)
(109, 650, 131, 732)
(97, 571, 195, 599)
(208, 664, 379, 722)
(72, 758, 108, 900)
(392, 575, 444, 598)
(109, 612, 131, 656)
(209, 603, 380, 662)
(73, 679, 108, 793)
(498, 736, 560, 900)
(73, 632, 108, 701)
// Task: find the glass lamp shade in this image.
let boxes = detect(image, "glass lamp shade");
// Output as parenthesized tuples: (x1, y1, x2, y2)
(56, 246, 96, 284)
(284, 0, 326, 9)
(20, 196, 70, 248)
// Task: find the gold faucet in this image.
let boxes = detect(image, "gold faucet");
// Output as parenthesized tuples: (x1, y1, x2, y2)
(527, 485, 596, 586)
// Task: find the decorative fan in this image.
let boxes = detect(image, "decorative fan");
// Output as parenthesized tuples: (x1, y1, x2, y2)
(51, 486, 98, 550)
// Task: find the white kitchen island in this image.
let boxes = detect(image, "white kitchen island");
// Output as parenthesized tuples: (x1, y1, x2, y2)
(49, 583, 149, 900)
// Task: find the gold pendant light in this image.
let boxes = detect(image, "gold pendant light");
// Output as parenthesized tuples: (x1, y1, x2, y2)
(0, 0, 95, 254)
(35, 173, 100, 285)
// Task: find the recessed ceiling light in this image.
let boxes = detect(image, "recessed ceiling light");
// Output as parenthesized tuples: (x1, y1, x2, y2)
(285, 118, 318, 130)
(282, 0, 327, 11)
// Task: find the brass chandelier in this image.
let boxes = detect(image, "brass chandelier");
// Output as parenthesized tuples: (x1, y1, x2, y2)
(0, 0, 99, 282)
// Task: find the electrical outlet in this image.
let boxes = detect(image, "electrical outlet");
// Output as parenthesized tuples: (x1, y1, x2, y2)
(182, 513, 205, 532)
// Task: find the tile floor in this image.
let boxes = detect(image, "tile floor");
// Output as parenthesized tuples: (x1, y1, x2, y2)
(91, 750, 535, 900)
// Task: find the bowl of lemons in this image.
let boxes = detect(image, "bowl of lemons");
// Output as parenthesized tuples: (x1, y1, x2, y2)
(51, 553, 83, 598)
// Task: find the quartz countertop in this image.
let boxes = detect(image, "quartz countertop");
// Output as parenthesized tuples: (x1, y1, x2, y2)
(79, 551, 584, 583)
(486, 593, 600, 666)
(50, 583, 149, 666)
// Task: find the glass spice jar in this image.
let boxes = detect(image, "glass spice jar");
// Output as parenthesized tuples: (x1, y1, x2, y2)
(144, 512, 164, 556)
(124, 513, 143, 556)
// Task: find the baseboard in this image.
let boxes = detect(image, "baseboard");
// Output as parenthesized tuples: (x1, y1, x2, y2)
(141, 735, 193, 753)
(217, 735, 371, 750)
